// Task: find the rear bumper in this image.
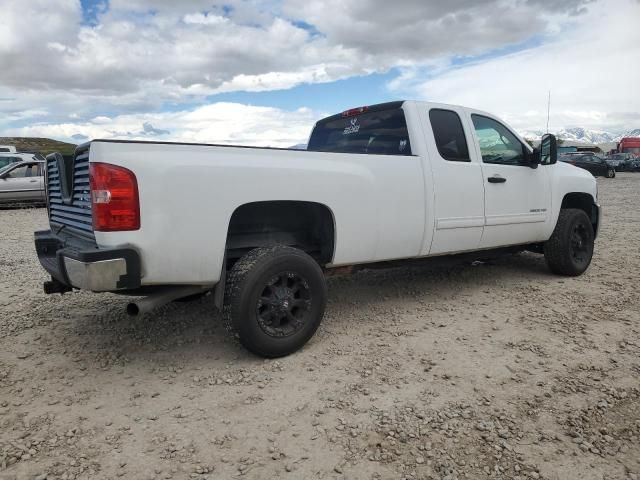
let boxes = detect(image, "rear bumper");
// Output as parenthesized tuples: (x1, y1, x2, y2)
(34, 230, 141, 292)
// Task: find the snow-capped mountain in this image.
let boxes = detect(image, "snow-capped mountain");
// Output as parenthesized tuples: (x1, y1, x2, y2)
(619, 128, 640, 140)
(289, 143, 307, 150)
(558, 128, 618, 144)
(520, 127, 640, 144)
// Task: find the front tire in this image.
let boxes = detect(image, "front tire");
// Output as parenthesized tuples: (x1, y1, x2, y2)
(544, 209, 594, 276)
(606, 168, 615, 178)
(223, 246, 327, 358)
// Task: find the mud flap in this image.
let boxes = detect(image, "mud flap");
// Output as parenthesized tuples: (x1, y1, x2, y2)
(213, 259, 226, 310)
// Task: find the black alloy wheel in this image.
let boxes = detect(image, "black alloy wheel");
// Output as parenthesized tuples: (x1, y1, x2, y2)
(256, 272, 312, 338)
(569, 221, 591, 270)
(544, 208, 595, 276)
(223, 246, 327, 357)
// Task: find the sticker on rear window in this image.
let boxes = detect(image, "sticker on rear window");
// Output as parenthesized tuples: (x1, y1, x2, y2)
(343, 118, 360, 135)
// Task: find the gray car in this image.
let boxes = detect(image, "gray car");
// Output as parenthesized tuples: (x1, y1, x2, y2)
(0, 160, 46, 204)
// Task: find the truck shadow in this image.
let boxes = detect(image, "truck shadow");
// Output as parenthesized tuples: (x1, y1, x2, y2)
(325, 251, 551, 306)
(55, 251, 554, 369)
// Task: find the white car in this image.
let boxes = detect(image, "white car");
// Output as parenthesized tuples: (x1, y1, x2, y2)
(35, 101, 600, 357)
(0, 159, 46, 204)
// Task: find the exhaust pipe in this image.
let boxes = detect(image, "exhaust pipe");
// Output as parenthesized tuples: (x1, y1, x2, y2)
(126, 285, 209, 316)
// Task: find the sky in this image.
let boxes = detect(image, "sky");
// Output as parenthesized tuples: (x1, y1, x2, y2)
(0, 0, 638, 147)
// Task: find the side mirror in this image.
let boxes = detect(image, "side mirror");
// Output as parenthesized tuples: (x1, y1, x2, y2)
(540, 134, 557, 165)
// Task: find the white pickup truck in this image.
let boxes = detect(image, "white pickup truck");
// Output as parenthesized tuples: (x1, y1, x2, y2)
(35, 101, 600, 357)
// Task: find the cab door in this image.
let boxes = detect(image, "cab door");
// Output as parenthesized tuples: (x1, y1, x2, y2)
(418, 106, 485, 255)
(468, 114, 551, 248)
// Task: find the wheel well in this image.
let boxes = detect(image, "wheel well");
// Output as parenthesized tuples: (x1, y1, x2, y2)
(561, 192, 598, 235)
(225, 201, 335, 266)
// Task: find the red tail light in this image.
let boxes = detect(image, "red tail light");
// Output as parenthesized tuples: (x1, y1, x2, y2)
(89, 162, 140, 231)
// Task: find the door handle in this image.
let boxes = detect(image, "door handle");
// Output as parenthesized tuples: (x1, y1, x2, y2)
(29, 180, 38, 183)
(488, 175, 506, 183)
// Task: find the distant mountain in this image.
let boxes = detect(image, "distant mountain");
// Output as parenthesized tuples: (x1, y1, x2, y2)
(0, 137, 77, 156)
(559, 127, 620, 144)
(520, 128, 615, 144)
(619, 128, 640, 139)
(520, 127, 640, 145)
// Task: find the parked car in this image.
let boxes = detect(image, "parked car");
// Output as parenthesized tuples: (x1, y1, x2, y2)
(35, 101, 600, 358)
(626, 157, 640, 171)
(559, 153, 616, 178)
(604, 156, 623, 170)
(0, 145, 17, 153)
(0, 160, 46, 204)
(609, 152, 639, 171)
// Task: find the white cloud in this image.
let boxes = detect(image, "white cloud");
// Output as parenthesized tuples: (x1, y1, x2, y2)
(391, 0, 640, 133)
(0, 0, 636, 138)
(183, 13, 228, 25)
(5, 102, 319, 148)
(283, 0, 594, 59)
(0, 0, 596, 100)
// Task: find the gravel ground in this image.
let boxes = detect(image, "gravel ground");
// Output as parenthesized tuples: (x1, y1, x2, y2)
(1, 174, 639, 480)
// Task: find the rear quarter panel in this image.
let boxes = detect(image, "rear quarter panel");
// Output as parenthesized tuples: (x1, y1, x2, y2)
(88, 141, 426, 285)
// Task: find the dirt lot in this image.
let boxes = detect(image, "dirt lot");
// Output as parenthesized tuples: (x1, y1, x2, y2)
(1, 174, 639, 480)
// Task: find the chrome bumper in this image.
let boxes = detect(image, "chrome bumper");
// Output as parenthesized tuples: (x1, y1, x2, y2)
(63, 257, 128, 291)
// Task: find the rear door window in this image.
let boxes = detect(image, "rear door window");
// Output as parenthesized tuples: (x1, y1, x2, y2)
(429, 109, 470, 162)
(307, 107, 412, 155)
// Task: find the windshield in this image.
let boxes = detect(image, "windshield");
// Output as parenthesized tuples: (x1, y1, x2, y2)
(307, 105, 412, 155)
(0, 156, 21, 170)
(0, 163, 17, 175)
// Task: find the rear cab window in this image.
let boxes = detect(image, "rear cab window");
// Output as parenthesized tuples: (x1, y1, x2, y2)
(307, 102, 412, 156)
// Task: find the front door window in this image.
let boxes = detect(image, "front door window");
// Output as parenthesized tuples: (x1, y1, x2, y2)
(472, 115, 526, 166)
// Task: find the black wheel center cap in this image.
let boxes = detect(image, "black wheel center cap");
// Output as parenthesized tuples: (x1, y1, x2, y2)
(257, 272, 312, 338)
(274, 287, 292, 311)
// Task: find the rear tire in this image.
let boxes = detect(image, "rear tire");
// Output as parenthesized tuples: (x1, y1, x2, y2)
(223, 246, 327, 358)
(544, 209, 594, 276)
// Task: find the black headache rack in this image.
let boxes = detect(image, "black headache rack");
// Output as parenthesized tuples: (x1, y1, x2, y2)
(46, 144, 94, 240)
